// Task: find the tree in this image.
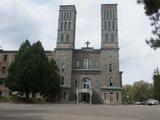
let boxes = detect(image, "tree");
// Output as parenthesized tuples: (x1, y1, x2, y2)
(153, 68, 160, 100)
(122, 80, 154, 104)
(122, 85, 133, 104)
(28, 41, 49, 96)
(132, 80, 154, 101)
(6, 40, 60, 100)
(137, 0, 160, 49)
(43, 59, 60, 101)
(7, 40, 32, 98)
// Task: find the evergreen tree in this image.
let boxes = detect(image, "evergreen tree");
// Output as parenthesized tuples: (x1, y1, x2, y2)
(43, 59, 60, 101)
(7, 40, 60, 100)
(137, 0, 160, 49)
(153, 68, 160, 100)
(7, 40, 32, 98)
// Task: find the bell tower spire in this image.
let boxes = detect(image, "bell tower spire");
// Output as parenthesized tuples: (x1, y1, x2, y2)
(101, 4, 118, 49)
(56, 5, 76, 49)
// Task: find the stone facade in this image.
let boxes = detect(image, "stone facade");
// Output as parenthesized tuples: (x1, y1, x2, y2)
(53, 4, 122, 104)
(0, 4, 122, 104)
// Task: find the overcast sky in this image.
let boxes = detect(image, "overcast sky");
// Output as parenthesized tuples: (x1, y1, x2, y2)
(0, 0, 160, 85)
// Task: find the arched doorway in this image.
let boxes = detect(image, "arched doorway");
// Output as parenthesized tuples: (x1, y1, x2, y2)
(80, 78, 91, 103)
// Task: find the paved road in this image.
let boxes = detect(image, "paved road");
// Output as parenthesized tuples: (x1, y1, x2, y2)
(0, 103, 160, 120)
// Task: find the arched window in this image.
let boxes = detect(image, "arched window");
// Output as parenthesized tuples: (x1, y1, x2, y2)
(68, 22, 71, 30)
(105, 33, 108, 41)
(111, 33, 114, 42)
(108, 21, 111, 30)
(60, 34, 64, 42)
(66, 34, 69, 42)
(64, 22, 67, 30)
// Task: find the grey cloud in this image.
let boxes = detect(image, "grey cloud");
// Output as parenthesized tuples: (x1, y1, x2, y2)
(0, 0, 159, 85)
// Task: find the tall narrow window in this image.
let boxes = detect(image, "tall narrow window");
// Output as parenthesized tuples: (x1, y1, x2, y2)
(75, 80, 77, 88)
(60, 34, 64, 42)
(110, 11, 112, 18)
(105, 33, 108, 41)
(76, 61, 80, 68)
(86, 59, 89, 69)
(62, 63, 65, 72)
(64, 12, 66, 19)
(68, 22, 71, 30)
(3, 55, 8, 61)
(107, 11, 109, 18)
(104, 21, 107, 30)
(64, 22, 67, 30)
(84, 58, 91, 69)
(117, 93, 119, 101)
(64, 92, 66, 100)
(69, 12, 72, 19)
(104, 11, 106, 18)
(109, 64, 112, 72)
(66, 12, 69, 19)
(89, 59, 91, 69)
(104, 93, 107, 100)
(60, 22, 63, 30)
(108, 21, 111, 30)
(61, 13, 63, 19)
(61, 76, 64, 85)
(110, 92, 113, 102)
(95, 62, 98, 68)
(112, 21, 115, 30)
(96, 80, 100, 89)
(66, 34, 69, 42)
(113, 11, 115, 18)
(1, 66, 6, 73)
(111, 33, 114, 42)
(109, 77, 113, 86)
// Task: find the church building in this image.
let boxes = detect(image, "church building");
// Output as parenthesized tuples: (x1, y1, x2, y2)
(0, 4, 122, 104)
(53, 4, 122, 104)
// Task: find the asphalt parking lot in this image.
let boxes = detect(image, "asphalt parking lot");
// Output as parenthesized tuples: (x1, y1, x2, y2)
(0, 103, 160, 120)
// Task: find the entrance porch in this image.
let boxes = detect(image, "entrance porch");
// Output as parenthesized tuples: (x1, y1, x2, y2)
(76, 88, 93, 104)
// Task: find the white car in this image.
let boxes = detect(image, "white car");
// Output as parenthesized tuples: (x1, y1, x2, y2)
(146, 99, 159, 105)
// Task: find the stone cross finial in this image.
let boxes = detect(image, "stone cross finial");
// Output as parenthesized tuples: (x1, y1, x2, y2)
(85, 41, 90, 48)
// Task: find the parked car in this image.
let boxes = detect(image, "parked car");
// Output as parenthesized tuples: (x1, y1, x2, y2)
(146, 99, 159, 105)
(134, 101, 141, 105)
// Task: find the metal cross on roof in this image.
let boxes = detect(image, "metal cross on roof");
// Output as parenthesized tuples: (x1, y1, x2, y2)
(85, 41, 90, 48)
